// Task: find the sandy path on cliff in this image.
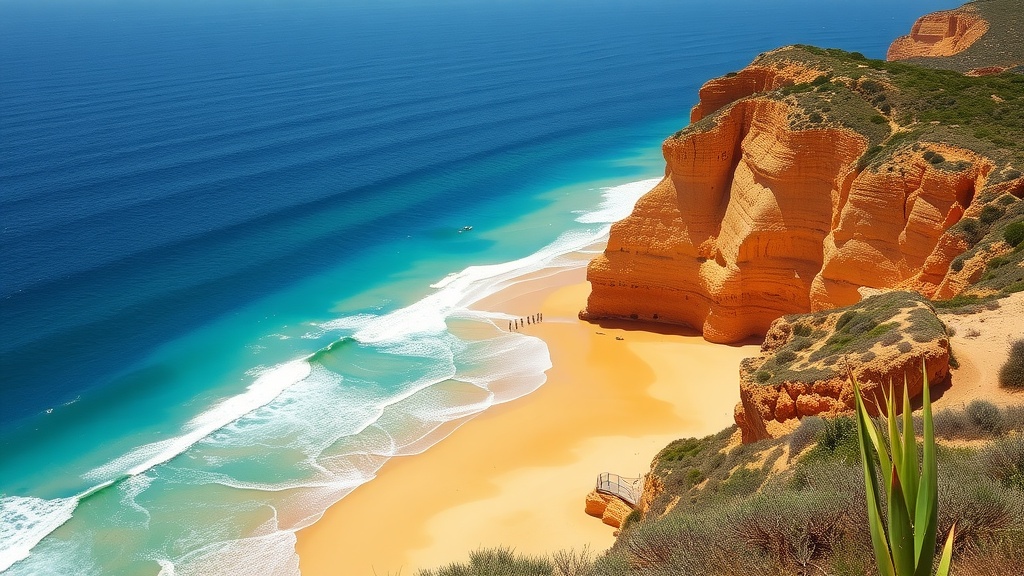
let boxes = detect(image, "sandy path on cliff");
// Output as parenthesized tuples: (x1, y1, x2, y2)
(295, 268, 758, 575)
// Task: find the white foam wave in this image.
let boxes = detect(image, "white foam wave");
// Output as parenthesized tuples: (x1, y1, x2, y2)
(83, 360, 311, 482)
(0, 495, 78, 572)
(574, 177, 659, 224)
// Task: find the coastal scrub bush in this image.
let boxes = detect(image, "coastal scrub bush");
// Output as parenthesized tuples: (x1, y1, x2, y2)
(938, 465, 1018, 551)
(731, 490, 851, 571)
(967, 400, 1004, 433)
(819, 416, 857, 454)
(999, 339, 1024, 389)
(717, 467, 765, 497)
(979, 204, 1005, 225)
(932, 408, 970, 439)
(980, 435, 1024, 490)
(658, 436, 706, 461)
(551, 547, 594, 576)
(789, 416, 825, 460)
(1004, 220, 1024, 247)
(418, 547, 554, 576)
(1003, 404, 1024, 431)
(775, 349, 798, 365)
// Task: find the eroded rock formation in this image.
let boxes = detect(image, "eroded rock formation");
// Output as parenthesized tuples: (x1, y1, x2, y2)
(733, 292, 951, 443)
(887, 7, 989, 61)
(584, 490, 632, 529)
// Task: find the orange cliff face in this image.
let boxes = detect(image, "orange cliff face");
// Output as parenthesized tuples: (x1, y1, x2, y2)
(813, 145, 992, 309)
(689, 62, 823, 123)
(584, 97, 869, 343)
(887, 6, 988, 61)
(582, 62, 990, 344)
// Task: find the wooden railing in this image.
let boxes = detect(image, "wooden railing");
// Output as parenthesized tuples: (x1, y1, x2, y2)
(596, 472, 642, 507)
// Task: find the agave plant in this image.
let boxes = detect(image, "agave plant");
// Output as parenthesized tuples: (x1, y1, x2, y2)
(851, 363, 955, 576)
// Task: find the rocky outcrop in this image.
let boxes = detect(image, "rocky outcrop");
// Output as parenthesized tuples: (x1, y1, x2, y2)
(733, 292, 951, 443)
(581, 47, 1004, 344)
(584, 490, 632, 529)
(690, 60, 823, 123)
(887, 7, 988, 61)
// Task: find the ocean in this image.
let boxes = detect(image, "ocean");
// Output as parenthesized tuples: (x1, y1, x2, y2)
(0, 0, 962, 573)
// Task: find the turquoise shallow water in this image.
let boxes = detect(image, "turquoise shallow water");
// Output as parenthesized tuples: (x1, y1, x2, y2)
(0, 0, 963, 573)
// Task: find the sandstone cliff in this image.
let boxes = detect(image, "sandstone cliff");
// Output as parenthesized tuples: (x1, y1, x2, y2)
(886, 6, 988, 62)
(583, 44, 1024, 344)
(885, 0, 1023, 74)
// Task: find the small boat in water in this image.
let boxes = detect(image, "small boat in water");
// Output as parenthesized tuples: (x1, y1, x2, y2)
(458, 225, 473, 233)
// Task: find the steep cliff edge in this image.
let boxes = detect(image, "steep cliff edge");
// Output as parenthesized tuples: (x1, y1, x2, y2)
(583, 44, 1024, 344)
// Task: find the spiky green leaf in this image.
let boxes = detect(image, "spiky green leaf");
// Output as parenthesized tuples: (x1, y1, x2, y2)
(854, 377, 896, 576)
(889, 465, 916, 575)
(935, 524, 955, 576)
(901, 376, 919, 533)
(914, 366, 939, 574)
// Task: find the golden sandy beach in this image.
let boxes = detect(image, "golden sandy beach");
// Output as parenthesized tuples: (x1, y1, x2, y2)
(295, 268, 759, 575)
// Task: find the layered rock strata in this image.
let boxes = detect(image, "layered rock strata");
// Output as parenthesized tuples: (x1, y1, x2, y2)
(582, 50, 996, 344)
(887, 6, 988, 61)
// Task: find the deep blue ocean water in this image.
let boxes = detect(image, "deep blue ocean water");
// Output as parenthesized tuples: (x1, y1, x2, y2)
(0, 0, 962, 573)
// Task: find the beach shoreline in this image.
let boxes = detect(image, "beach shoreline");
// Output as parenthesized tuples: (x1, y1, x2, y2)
(295, 267, 759, 575)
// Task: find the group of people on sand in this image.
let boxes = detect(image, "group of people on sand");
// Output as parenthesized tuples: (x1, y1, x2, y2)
(508, 312, 542, 331)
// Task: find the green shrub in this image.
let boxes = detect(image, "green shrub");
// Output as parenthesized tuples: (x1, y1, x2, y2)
(756, 370, 772, 383)
(981, 435, 1024, 490)
(819, 417, 857, 454)
(967, 400, 1004, 433)
(718, 467, 766, 497)
(793, 337, 813, 351)
(1003, 405, 1024, 431)
(731, 490, 852, 569)
(789, 416, 825, 459)
(793, 323, 813, 337)
(1004, 221, 1024, 247)
(836, 311, 858, 331)
(959, 217, 983, 244)
(987, 256, 1010, 270)
(980, 204, 1005, 224)
(999, 339, 1024, 389)
(938, 470, 1018, 551)
(418, 547, 554, 576)
(776, 349, 798, 365)
(659, 437, 706, 461)
(933, 408, 971, 439)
